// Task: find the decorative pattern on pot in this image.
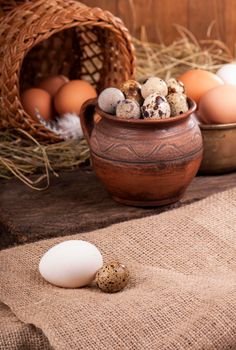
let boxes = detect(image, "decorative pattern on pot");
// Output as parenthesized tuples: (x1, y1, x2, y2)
(91, 120, 202, 163)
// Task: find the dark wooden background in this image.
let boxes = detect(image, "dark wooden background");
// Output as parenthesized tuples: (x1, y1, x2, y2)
(81, 0, 236, 53)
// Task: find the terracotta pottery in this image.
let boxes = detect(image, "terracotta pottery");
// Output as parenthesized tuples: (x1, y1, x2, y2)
(80, 98, 203, 207)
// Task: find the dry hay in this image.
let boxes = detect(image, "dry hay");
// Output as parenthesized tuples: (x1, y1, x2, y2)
(0, 129, 89, 190)
(134, 24, 233, 81)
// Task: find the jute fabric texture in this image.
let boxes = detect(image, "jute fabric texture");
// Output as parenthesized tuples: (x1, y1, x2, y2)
(0, 302, 52, 349)
(0, 188, 236, 350)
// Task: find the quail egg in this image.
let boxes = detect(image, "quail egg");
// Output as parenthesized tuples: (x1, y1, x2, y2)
(96, 261, 129, 293)
(116, 99, 141, 119)
(141, 94, 171, 119)
(141, 77, 168, 99)
(98, 88, 125, 114)
(166, 93, 189, 116)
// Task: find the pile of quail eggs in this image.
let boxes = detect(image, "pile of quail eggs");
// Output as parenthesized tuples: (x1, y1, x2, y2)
(98, 77, 189, 120)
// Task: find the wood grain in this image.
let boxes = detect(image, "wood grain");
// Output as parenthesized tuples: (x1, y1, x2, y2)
(81, 0, 236, 52)
(0, 168, 235, 249)
(188, 0, 225, 41)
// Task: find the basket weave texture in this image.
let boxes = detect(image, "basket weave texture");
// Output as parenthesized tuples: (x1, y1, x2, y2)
(0, 0, 135, 142)
(0, 0, 27, 16)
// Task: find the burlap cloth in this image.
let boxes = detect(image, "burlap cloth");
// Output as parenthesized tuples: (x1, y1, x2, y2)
(1, 188, 236, 350)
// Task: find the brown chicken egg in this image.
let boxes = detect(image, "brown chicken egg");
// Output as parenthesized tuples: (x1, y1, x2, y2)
(198, 84, 236, 124)
(38, 75, 69, 97)
(54, 80, 97, 116)
(21, 88, 53, 121)
(178, 69, 223, 104)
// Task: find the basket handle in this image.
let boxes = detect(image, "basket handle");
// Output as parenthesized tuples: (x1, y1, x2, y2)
(80, 98, 97, 144)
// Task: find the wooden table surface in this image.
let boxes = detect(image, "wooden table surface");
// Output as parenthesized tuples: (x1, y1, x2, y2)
(0, 167, 235, 250)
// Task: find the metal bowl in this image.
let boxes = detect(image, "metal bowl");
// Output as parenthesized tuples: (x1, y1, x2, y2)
(199, 122, 236, 174)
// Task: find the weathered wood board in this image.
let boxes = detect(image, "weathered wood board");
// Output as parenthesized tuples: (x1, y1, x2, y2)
(82, 0, 236, 54)
(0, 168, 235, 249)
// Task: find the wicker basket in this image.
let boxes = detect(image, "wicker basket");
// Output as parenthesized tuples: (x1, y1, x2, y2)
(0, 0, 135, 142)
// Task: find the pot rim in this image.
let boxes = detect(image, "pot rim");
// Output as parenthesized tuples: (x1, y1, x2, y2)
(200, 122, 236, 130)
(96, 97, 196, 125)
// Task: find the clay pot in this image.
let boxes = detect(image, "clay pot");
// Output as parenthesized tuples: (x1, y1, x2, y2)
(199, 122, 236, 174)
(80, 98, 203, 207)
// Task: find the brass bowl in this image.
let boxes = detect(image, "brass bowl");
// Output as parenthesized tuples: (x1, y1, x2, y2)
(199, 122, 236, 174)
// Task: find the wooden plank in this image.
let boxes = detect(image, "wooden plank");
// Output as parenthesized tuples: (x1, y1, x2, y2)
(224, 0, 236, 56)
(1, 168, 235, 249)
(150, 0, 188, 44)
(80, 0, 236, 52)
(116, 0, 188, 43)
(188, 0, 225, 41)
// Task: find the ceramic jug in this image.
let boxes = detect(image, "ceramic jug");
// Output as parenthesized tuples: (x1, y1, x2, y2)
(80, 98, 202, 206)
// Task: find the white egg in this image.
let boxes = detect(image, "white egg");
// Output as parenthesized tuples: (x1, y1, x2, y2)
(216, 63, 236, 85)
(39, 240, 103, 288)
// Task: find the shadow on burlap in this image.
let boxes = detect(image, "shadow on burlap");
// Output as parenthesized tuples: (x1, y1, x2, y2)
(0, 188, 236, 350)
(0, 302, 52, 349)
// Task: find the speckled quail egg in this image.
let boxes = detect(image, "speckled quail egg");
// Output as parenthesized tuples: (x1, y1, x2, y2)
(141, 77, 168, 99)
(98, 87, 125, 114)
(95, 261, 129, 293)
(166, 78, 185, 94)
(116, 99, 141, 119)
(166, 93, 189, 117)
(120, 80, 143, 105)
(141, 93, 171, 119)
